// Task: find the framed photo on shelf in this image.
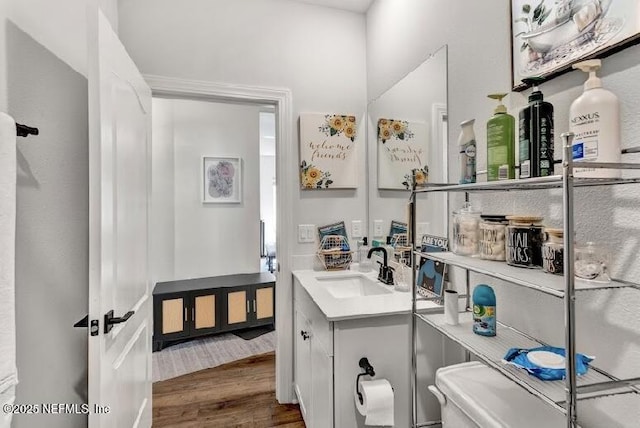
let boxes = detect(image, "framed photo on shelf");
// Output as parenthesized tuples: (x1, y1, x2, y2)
(202, 156, 242, 203)
(511, 0, 640, 90)
(416, 234, 449, 297)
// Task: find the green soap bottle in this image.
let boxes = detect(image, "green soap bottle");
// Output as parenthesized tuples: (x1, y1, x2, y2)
(486, 93, 515, 181)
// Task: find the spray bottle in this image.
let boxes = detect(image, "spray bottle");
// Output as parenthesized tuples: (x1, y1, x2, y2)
(569, 59, 621, 178)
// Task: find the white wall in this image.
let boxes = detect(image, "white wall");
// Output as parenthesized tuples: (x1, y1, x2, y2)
(172, 98, 262, 278)
(367, 0, 640, 425)
(150, 98, 176, 283)
(118, 0, 368, 257)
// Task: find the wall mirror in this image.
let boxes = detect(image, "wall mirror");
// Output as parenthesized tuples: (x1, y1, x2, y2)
(366, 45, 449, 246)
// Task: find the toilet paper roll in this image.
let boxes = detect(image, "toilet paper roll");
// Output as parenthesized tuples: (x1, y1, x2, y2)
(355, 378, 394, 426)
(444, 289, 459, 325)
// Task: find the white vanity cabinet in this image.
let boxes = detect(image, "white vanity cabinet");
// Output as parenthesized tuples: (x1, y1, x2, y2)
(294, 278, 333, 428)
(293, 274, 429, 428)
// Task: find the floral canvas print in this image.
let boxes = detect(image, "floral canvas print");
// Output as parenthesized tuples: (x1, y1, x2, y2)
(299, 113, 358, 189)
(511, 0, 640, 90)
(202, 157, 242, 203)
(377, 118, 429, 190)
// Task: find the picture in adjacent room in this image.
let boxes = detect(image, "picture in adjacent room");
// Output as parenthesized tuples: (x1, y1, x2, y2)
(299, 113, 358, 189)
(377, 118, 429, 190)
(202, 156, 242, 203)
(511, 0, 640, 90)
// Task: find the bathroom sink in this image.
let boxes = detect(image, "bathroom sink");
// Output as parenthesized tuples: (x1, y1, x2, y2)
(316, 274, 392, 299)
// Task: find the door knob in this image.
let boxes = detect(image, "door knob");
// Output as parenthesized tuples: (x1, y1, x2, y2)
(104, 310, 135, 334)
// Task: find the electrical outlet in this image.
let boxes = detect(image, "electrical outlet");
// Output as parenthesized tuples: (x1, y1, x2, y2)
(351, 220, 363, 238)
(373, 220, 384, 237)
(298, 224, 315, 243)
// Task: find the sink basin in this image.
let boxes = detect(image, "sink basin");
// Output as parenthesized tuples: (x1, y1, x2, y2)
(316, 274, 392, 299)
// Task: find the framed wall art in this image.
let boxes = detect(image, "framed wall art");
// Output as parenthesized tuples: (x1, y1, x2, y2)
(511, 0, 640, 90)
(299, 113, 358, 189)
(377, 118, 428, 190)
(202, 156, 242, 203)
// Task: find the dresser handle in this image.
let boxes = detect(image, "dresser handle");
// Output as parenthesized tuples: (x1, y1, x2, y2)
(253, 299, 257, 313)
(247, 301, 250, 313)
(192, 308, 195, 322)
(184, 307, 188, 322)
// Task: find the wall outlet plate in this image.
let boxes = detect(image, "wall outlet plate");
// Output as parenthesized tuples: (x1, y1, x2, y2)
(351, 220, 363, 238)
(298, 224, 315, 243)
(373, 220, 384, 237)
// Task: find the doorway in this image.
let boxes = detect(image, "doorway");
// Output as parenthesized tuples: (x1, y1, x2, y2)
(144, 75, 295, 403)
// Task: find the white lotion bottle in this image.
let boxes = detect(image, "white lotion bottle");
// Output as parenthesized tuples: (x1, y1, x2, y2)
(569, 59, 621, 178)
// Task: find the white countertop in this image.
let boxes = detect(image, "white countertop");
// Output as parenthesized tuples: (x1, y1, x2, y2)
(292, 265, 442, 322)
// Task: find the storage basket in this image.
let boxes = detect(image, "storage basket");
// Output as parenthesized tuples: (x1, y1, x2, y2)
(317, 235, 352, 270)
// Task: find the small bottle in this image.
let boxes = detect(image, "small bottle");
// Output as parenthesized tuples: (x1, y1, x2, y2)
(458, 119, 477, 184)
(385, 236, 396, 262)
(472, 284, 496, 337)
(358, 237, 372, 272)
(487, 93, 516, 181)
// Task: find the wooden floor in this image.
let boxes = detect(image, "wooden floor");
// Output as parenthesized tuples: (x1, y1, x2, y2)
(153, 352, 305, 428)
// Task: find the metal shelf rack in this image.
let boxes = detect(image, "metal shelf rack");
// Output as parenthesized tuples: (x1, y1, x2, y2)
(409, 133, 640, 428)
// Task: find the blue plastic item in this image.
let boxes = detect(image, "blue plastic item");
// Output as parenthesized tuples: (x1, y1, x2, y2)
(472, 284, 496, 336)
(503, 346, 594, 381)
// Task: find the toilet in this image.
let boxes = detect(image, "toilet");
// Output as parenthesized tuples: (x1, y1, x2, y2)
(429, 361, 567, 428)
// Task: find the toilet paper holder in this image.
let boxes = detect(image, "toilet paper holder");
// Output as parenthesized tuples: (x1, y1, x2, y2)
(356, 357, 376, 405)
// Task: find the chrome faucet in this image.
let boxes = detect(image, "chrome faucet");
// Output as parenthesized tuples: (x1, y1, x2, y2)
(367, 247, 394, 285)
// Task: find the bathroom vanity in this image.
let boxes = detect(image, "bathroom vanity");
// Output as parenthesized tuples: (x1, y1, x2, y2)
(292, 269, 442, 428)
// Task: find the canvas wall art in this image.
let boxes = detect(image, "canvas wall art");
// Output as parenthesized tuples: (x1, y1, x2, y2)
(377, 118, 428, 190)
(299, 113, 358, 189)
(511, 0, 640, 90)
(202, 157, 242, 203)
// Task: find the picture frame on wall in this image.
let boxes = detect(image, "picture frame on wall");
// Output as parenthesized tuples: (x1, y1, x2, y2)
(202, 156, 242, 203)
(511, 0, 640, 90)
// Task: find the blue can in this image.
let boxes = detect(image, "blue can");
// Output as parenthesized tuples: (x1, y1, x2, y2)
(472, 284, 496, 336)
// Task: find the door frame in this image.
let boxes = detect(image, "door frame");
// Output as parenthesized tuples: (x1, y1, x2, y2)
(143, 74, 294, 402)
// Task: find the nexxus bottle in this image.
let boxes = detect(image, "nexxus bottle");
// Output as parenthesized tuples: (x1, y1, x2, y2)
(569, 59, 621, 178)
(519, 78, 554, 178)
(487, 94, 515, 181)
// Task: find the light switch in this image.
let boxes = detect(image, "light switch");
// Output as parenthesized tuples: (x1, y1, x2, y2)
(373, 220, 384, 238)
(298, 224, 315, 243)
(351, 220, 363, 238)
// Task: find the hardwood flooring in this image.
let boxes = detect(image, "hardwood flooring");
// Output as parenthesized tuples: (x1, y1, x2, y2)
(153, 352, 305, 428)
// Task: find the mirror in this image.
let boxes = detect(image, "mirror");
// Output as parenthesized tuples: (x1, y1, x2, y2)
(366, 45, 449, 246)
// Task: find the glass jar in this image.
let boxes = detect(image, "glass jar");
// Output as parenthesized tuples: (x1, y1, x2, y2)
(542, 228, 564, 274)
(575, 242, 611, 283)
(452, 204, 481, 256)
(506, 215, 545, 268)
(479, 215, 508, 261)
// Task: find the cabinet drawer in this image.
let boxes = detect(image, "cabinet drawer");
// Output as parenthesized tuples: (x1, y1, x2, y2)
(295, 279, 333, 356)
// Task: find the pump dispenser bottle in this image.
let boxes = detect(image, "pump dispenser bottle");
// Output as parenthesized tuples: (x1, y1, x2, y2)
(487, 93, 515, 181)
(519, 78, 554, 178)
(569, 59, 621, 178)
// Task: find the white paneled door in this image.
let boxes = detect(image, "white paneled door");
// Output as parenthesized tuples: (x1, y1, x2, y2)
(87, 5, 152, 428)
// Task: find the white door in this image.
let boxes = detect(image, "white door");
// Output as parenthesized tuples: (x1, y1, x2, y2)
(87, 6, 152, 428)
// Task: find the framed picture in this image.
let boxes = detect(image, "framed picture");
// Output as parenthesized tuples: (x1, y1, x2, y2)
(299, 113, 358, 189)
(416, 234, 449, 298)
(511, 0, 640, 90)
(377, 118, 429, 189)
(202, 156, 242, 203)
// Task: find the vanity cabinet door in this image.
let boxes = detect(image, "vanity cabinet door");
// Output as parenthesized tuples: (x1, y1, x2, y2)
(311, 340, 333, 428)
(294, 309, 312, 424)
